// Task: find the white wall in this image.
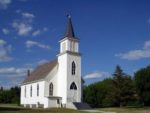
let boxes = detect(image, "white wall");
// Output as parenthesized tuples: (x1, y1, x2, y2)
(57, 53, 82, 104)
(67, 54, 82, 102)
(74, 42, 79, 52)
(58, 37, 82, 105)
(21, 81, 48, 108)
(57, 54, 68, 104)
(60, 39, 79, 53)
(44, 65, 58, 97)
(60, 40, 67, 53)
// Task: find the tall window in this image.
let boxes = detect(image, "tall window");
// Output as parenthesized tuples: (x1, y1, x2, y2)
(30, 86, 32, 97)
(24, 86, 26, 97)
(70, 82, 77, 90)
(49, 83, 53, 96)
(72, 61, 76, 75)
(37, 84, 39, 96)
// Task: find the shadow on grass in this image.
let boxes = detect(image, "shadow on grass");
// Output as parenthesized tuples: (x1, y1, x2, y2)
(0, 106, 28, 111)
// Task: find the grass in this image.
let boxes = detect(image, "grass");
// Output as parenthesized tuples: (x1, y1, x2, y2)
(0, 104, 88, 113)
(1, 104, 150, 113)
(98, 107, 150, 113)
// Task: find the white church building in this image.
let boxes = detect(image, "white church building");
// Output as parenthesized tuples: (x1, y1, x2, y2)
(20, 16, 90, 109)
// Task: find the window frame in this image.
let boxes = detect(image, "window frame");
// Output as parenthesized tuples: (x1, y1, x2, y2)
(49, 83, 53, 96)
(24, 86, 26, 98)
(72, 61, 76, 75)
(30, 85, 32, 97)
(70, 82, 77, 90)
(37, 84, 39, 96)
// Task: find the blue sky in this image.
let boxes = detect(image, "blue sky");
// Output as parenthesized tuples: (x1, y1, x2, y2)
(0, 0, 150, 88)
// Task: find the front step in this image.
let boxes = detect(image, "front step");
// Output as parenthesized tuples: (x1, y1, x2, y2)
(73, 102, 91, 110)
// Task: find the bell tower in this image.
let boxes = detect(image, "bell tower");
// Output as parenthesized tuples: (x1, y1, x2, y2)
(57, 15, 82, 105)
(59, 15, 79, 54)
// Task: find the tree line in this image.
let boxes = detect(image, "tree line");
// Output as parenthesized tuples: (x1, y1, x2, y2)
(0, 65, 150, 107)
(83, 65, 150, 108)
(0, 86, 20, 105)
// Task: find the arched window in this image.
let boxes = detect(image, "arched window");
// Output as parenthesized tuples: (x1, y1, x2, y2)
(49, 83, 53, 96)
(24, 86, 26, 97)
(30, 86, 32, 97)
(70, 82, 77, 90)
(72, 61, 76, 75)
(37, 84, 39, 96)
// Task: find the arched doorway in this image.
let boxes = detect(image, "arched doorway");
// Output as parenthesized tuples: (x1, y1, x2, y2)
(69, 82, 77, 102)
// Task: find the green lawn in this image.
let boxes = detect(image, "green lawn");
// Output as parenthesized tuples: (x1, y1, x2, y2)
(1, 104, 150, 113)
(0, 107, 85, 113)
(0, 104, 89, 113)
(98, 107, 150, 113)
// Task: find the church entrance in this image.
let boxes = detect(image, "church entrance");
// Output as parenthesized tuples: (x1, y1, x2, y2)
(68, 82, 78, 102)
(70, 90, 77, 102)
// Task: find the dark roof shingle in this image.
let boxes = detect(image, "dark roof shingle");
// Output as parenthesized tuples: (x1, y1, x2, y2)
(23, 59, 58, 84)
(64, 15, 75, 38)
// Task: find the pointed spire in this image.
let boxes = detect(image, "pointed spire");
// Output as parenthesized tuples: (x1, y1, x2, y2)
(64, 15, 75, 38)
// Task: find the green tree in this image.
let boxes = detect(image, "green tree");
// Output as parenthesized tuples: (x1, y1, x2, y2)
(112, 65, 136, 107)
(0, 87, 3, 91)
(83, 79, 114, 107)
(83, 84, 97, 107)
(0, 86, 20, 104)
(10, 86, 20, 104)
(134, 66, 150, 106)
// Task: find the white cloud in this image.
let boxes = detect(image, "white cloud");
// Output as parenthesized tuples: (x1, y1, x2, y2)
(32, 30, 41, 36)
(16, 9, 21, 13)
(32, 27, 48, 36)
(12, 11, 48, 37)
(116, 50, 150, 60)
(2, 28, 9, 34)
(12, 21, 32, 36)
(0, 0, 11, 9)
(37, 59, 48, 65)
(43, 27, 48, 32)
(0, 39, 12, 62)
(26, 40, 50, 50)
(12, 11, 35, 36)
(0, 0, 28, 10)
(0, 67, 33, 88)
(84, 71, 111, 80)
(22, 12, 35, 19)
(116, 40, 150, 60)
(16, 10, 35, 21)
(0, 39, 6, 45)
(148, 19, 150, 23)
(144, 41, 150, 49)
(0, 67, 29, 76)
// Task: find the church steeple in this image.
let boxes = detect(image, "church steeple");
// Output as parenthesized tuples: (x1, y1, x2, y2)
(64, 15, 75, 38)
(59, 16, 79, 54)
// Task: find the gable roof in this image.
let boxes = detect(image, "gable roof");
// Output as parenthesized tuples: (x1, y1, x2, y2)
(23, 59, 58, 84)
